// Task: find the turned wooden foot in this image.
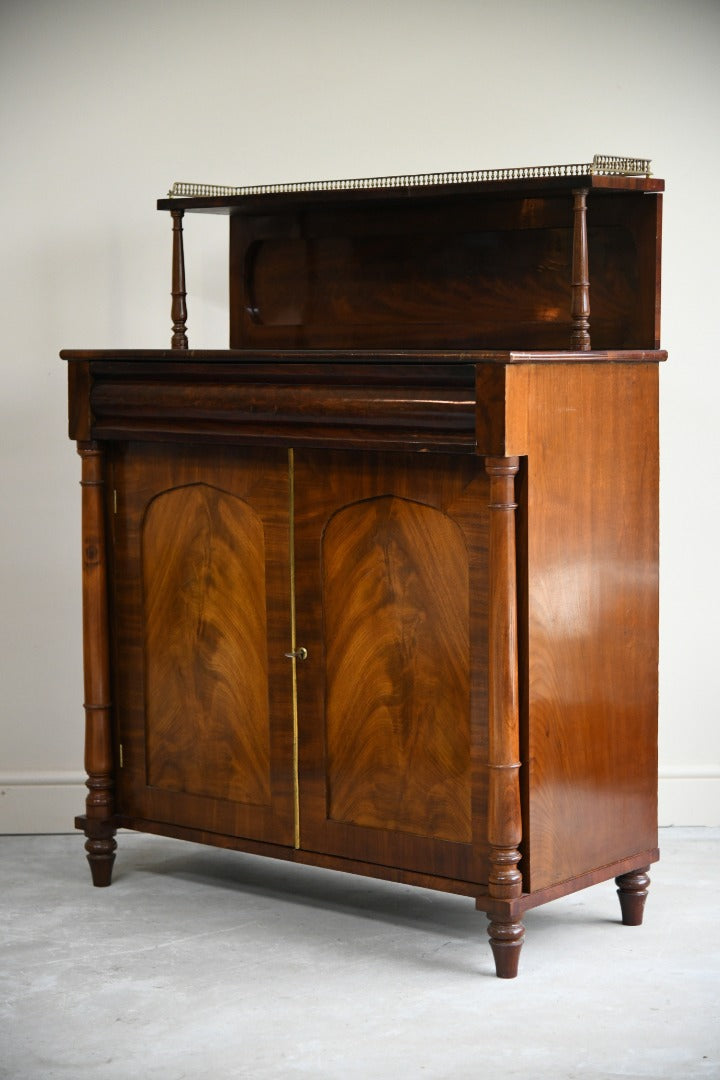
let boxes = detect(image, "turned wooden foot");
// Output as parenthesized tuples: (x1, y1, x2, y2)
(77, 816, 117, 887)
(615, 866, 650, 926)
(487, 916, 525, 979)
(86, 836, 117, 887)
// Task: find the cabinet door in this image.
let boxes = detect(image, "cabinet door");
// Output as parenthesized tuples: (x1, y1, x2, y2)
(110, 443, 294, 846)
(294, 450, 491, 884)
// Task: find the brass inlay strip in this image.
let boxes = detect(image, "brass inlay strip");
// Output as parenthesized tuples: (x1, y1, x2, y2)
(288, 448, 300, 849)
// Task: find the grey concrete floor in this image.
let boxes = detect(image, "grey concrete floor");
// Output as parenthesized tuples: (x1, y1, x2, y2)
(1, 828, 718, 1079)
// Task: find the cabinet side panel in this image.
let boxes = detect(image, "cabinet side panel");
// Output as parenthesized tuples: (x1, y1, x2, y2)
(522, 364, 659, 891)
(143, 484, 270, 805)
(323, 495, 471, 843)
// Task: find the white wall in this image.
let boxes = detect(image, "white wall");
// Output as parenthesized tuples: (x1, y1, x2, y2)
(1, 0, 718, 832)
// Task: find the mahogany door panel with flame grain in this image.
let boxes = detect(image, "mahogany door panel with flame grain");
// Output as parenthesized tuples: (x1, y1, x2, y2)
(294, 450, 492, 884)
(109, 442, 295, 845)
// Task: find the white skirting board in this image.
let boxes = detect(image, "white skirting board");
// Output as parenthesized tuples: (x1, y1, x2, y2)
(0, 773, 86, 834)
(658, 769, 720, 827)
(0, 770, 718, 833)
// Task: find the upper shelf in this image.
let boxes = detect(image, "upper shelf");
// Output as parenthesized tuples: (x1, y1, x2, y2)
(157, 156, 663, 214)
(153, 156, 664, 354)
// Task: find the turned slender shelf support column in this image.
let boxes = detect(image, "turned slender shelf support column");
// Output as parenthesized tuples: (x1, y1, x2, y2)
(484, 455, 524, 978)
(616, 866, 651, 926)
(170, 209, 188, 349)
(571, 188, 591, 350)
(77, 441, 116, 886)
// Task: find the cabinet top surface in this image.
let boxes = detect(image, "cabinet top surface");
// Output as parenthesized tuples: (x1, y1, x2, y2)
(60, 348, 668, 365)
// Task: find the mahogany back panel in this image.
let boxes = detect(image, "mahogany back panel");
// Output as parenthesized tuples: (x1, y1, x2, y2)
(229, 192, 661, 351)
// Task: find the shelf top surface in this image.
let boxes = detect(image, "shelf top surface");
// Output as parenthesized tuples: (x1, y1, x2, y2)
(157, 156, 664, 213)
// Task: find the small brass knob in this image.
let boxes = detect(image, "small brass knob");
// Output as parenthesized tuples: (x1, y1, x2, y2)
(284, 647, 308, 661)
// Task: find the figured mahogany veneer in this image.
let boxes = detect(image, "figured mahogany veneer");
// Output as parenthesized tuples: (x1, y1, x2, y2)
(322, 496, 471, 842)
(64, 168, 663, 978)
(143, 483, 272, 805)
(293, 450, 490, 883)
(109, 444, 295, 845)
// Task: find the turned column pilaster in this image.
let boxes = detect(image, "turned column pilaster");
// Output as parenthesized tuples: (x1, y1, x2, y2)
(484, 456, 524, 978)
(571, 188, 591, 351)
(77, 441, 116, 886)
(170, 209, 188, 349)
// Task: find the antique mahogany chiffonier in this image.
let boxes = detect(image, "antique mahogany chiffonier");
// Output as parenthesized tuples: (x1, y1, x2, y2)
(62, 156, 663, 978)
